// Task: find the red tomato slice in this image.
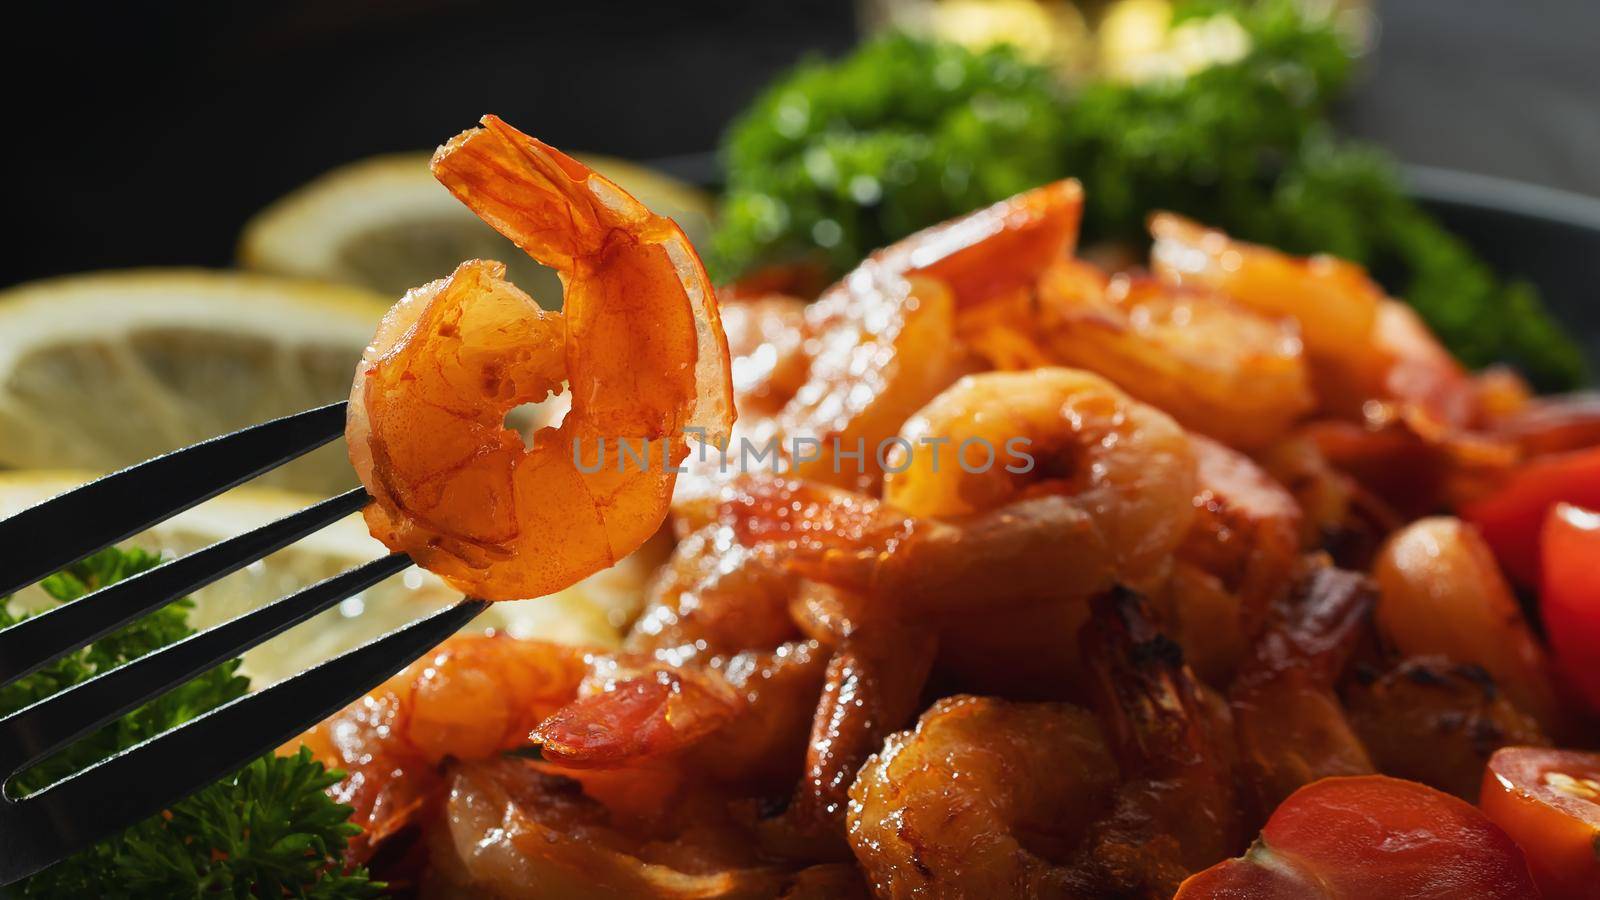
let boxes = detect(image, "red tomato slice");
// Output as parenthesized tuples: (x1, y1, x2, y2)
(1176, 775, 1539, 899)
(1481, 746, 1600, 899)
(1463, 446, 1600, 587)
(1542, 503, 1600, 713)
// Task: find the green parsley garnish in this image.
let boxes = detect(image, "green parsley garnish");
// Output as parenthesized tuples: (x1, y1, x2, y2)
(0, 547, 379, 899)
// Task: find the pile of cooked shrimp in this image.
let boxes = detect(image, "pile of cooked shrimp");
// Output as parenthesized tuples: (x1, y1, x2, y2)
(298, 116, 1600, 898)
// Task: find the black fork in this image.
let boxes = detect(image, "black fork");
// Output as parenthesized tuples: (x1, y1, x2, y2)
(0, 402, 489, 885)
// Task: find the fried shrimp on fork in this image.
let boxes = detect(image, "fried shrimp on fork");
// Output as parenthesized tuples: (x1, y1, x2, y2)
(347, 115, 734, 600)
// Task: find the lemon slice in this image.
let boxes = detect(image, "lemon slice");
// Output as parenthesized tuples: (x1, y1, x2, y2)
(0, 471, 652, 686)
(239, 151, 716, 302)
(0, 270, 392, 495)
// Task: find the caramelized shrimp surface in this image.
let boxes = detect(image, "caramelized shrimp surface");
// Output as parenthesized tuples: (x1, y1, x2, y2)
(1036, 267, 1314, 448)
(885, 368, 1196, 581)
(846, 696, 1120, 899)
(348, 116, 734, 600)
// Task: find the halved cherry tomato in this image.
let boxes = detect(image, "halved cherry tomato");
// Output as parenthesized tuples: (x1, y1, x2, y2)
(1463, 446, 1600, 587)
(1481, 746, 1600, 899)
(1176, 775, 1539, 899)
(1542, 503, 1600, 713)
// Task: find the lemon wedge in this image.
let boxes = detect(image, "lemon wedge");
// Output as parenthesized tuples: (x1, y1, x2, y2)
(0, 471, 652, 686)
(0, 270, 391, 495)
(239, 151, 715, 302)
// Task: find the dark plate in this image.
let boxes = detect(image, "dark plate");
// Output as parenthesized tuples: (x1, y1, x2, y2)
(1408, 165, 1600, 367)
(654, 152, 1600, 369)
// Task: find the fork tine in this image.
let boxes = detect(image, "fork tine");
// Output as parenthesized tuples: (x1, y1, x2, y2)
(0, 597, 489, 886)
(0, 553, 412, 780)
(0, 488, 369, 690)
(0, 401, 348, 599)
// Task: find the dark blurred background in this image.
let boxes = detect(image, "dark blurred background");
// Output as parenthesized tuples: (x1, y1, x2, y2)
(5, 0, 1596, 288)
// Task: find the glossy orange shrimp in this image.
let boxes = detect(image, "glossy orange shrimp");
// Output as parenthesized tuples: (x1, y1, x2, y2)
(1228, 564, 1377, 823)
(289, 634, 594, 861)
(777, 181, 1082, 489)
(720, 295, 813, 420)
(846, 696, 1121, 899)
(1258, 433, 1401, 569)
(1343, 656, 1547, 801)
(1149, 212, 1389, 416)
(427, 757, 807, 899)
(347, 116, 734, 600)
(884, 368, 1197, 585)
(1074, 588, 1242, 897)
(1169, 435, 1304, 672)
(766, 619, 937, 856)
(1035, 266, 1314, 449)
(667, 477, 942, 850)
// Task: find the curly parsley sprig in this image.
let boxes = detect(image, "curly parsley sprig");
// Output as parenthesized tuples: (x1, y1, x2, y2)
(0, 547, 378, 899)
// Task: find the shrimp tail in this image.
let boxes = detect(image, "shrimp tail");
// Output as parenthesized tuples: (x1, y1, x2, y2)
(1077, 587, 1242, 896)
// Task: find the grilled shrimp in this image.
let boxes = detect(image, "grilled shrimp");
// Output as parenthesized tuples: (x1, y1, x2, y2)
(1036, 266, 1314, 448)
(777, 181, 1082, 489)
(722, 295, 814, 420)
(347, 116, 734, 600)
(1149, 212, 1388, 415)
(1166, 434, 1304, 682)
(1372, 516, 1563, 732)
(846, 696, 1121, 899)
(884, 368, 1197, 583)
(1228, 564, 1377, 822)
(1259, 433, 1401, 569)
(1074, 589, 1242, 897)
(768, 621, 938, 856)
(427, 757, 798, 900)
(291, 634, 594, 861)
(1343, 656, 1547, 801)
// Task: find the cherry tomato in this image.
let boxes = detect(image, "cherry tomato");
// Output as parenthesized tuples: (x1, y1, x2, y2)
(1176, 775, 1538, 899)
(1542, 503, 1600, 713)
(1463, 446, 1600, 587)
(1481, 746, 1600, 899)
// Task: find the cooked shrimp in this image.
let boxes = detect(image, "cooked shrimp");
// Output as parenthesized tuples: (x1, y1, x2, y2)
(864, 179, 1083, 312)
(1301, 416, 1517, 517)
(626, 524, 804, 660)
(1372, 516, 1563, 732)
(768, 623, 938, 855)
(1074, 588, 1242, 897)
(1177, 435, 1303, 640)
(347, 116, 734, 600)
(884, 368, 1197, 582)
(687, 475, 1113, 620)
(777, 275, 960, 490)
(776, 181, 1082, 489)
(846, 695, 1121, 899)
(1160, 435, 1302, 686)
(721, 295, 813, 420)
(1259, 433, 1401, 569)
(290, 634, 594, 861)
(1228, 564, 1377, 822)
(1488, 390, 1600, 457)
(1149, 212, 1387, 415)
(427, 757, 799, 899)
(530, 656, 748, 769)
(1343, 656, 1548, 801)
(1371, 298, 1479, 429)
(1036, 267, 1314, 448)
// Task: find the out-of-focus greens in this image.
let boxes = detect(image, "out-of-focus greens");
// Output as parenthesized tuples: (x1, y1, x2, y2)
(712, 0, 1585, 388)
